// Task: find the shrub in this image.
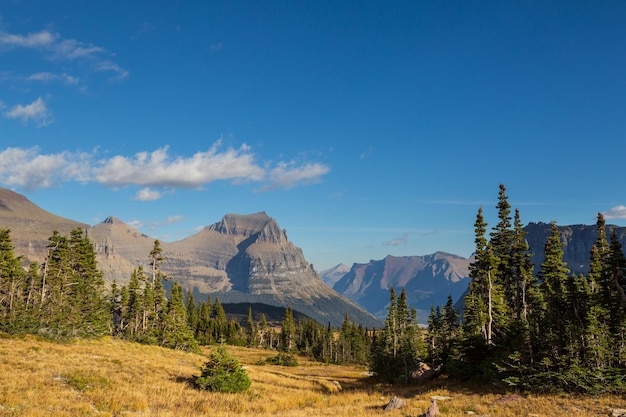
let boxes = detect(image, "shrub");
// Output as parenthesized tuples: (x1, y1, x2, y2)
(265, 352, 299, 367)
(194, 343, 251, 393)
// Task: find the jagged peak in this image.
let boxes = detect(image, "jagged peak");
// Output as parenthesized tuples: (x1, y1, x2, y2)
(208, 212, 276, 237)
(101, 216, 124, 225)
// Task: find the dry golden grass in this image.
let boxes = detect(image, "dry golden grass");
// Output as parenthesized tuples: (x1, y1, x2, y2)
(0, 335, 624, 416)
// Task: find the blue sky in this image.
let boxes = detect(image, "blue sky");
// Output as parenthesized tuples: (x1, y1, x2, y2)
(1, 1, 626, 271)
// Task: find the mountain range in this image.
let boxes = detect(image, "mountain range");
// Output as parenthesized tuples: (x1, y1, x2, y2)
(322, 221, 626, 324)
(2, 186, 625, 328)
(321, 253, 472, 323)
(0, 188, 379, 328)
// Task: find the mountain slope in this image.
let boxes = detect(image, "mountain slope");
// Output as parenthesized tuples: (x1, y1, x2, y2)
(0, 188, 88, 262)
(0, 188, 380, 328)
(319, 264, 351, 287)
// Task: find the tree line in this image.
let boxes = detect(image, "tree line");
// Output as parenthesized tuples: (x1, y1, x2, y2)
(423, 184, 626, 393)
(0, 228, 372, 365)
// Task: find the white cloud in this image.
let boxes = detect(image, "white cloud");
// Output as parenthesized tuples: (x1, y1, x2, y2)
(260, 161, 330, 191)
(0, 143, 331, 194)
(0, 30, 55, 48)
(4, 97, 53, 126)
(95, 143, 265, 187)
(0, 147, 68, 189)
(603, 205, 626, 220)
(134, 187, 162, 201)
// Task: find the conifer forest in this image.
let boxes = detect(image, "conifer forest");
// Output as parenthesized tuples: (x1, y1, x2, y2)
(0, 184, 624, 394)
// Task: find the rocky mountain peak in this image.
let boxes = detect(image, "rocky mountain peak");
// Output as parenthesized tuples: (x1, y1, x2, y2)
(208, 212, 273, 237)
(101, 216, 123, 224)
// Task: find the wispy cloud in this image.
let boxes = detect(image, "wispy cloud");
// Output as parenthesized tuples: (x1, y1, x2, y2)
(0, 29, 128, 81)
(4, 97, 53, 126)
(0, 142, 330, 193)
(259, 161, 330, 191)
(383, 232, 411, 247)
(359, 147, 374, 159)
(131, 22, 156, 40)
(127, 214, 186, 237)
(27, 72, 80, 85)
(0, 30, 55, 48)
(603, 205, 626, 220)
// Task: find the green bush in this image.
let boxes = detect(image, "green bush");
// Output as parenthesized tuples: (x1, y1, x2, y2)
(265, 352, 299, 367)
(194, 343, 251, 393)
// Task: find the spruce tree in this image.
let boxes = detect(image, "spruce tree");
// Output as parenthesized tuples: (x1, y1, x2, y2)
(0, 228, 26, 332)
(160, 282, 198, 352)
(370, 287, 424, 383)
(280, 306, 296, 352)
(148, 240, 166, 285)
(67, 228, 110, 337)
(246, 306, 258, 347)
(537, 221, 570, 367)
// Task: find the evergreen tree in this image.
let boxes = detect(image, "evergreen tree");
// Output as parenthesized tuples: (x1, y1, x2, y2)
(490, 184, 515, 312)
(607, 229, 626, 367)
(246, 306, 258, 347)
(194, 341, 251, 393)
(148, 240, 166, 285)
(67, 228, 110, 337)
(160, 282, 198, 352)
(280, 306, 296, 352)
(185, 290, 199, 338)
(370, 287, 424, 383)
(0, 228, 26, 332)
(537, 221, 570, 367)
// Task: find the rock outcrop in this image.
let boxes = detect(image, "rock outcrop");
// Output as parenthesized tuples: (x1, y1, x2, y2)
(524, 222, 626, 275)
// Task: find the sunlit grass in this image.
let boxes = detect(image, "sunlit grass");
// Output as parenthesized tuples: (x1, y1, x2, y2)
(0, 335, 623, 416)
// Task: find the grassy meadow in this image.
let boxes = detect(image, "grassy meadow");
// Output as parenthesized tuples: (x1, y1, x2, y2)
(0, 335, 623, 416)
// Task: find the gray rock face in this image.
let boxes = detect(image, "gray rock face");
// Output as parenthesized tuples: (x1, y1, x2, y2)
(524, 222, 626, 275)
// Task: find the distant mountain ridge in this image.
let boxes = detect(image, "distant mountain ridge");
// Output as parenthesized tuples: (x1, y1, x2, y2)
(0, 188, 380, 328)
(332, 252, 473, 323)
(328, 222, 626, 324)
(524, 221, 626, 275)
(319, 264, 351, 287)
